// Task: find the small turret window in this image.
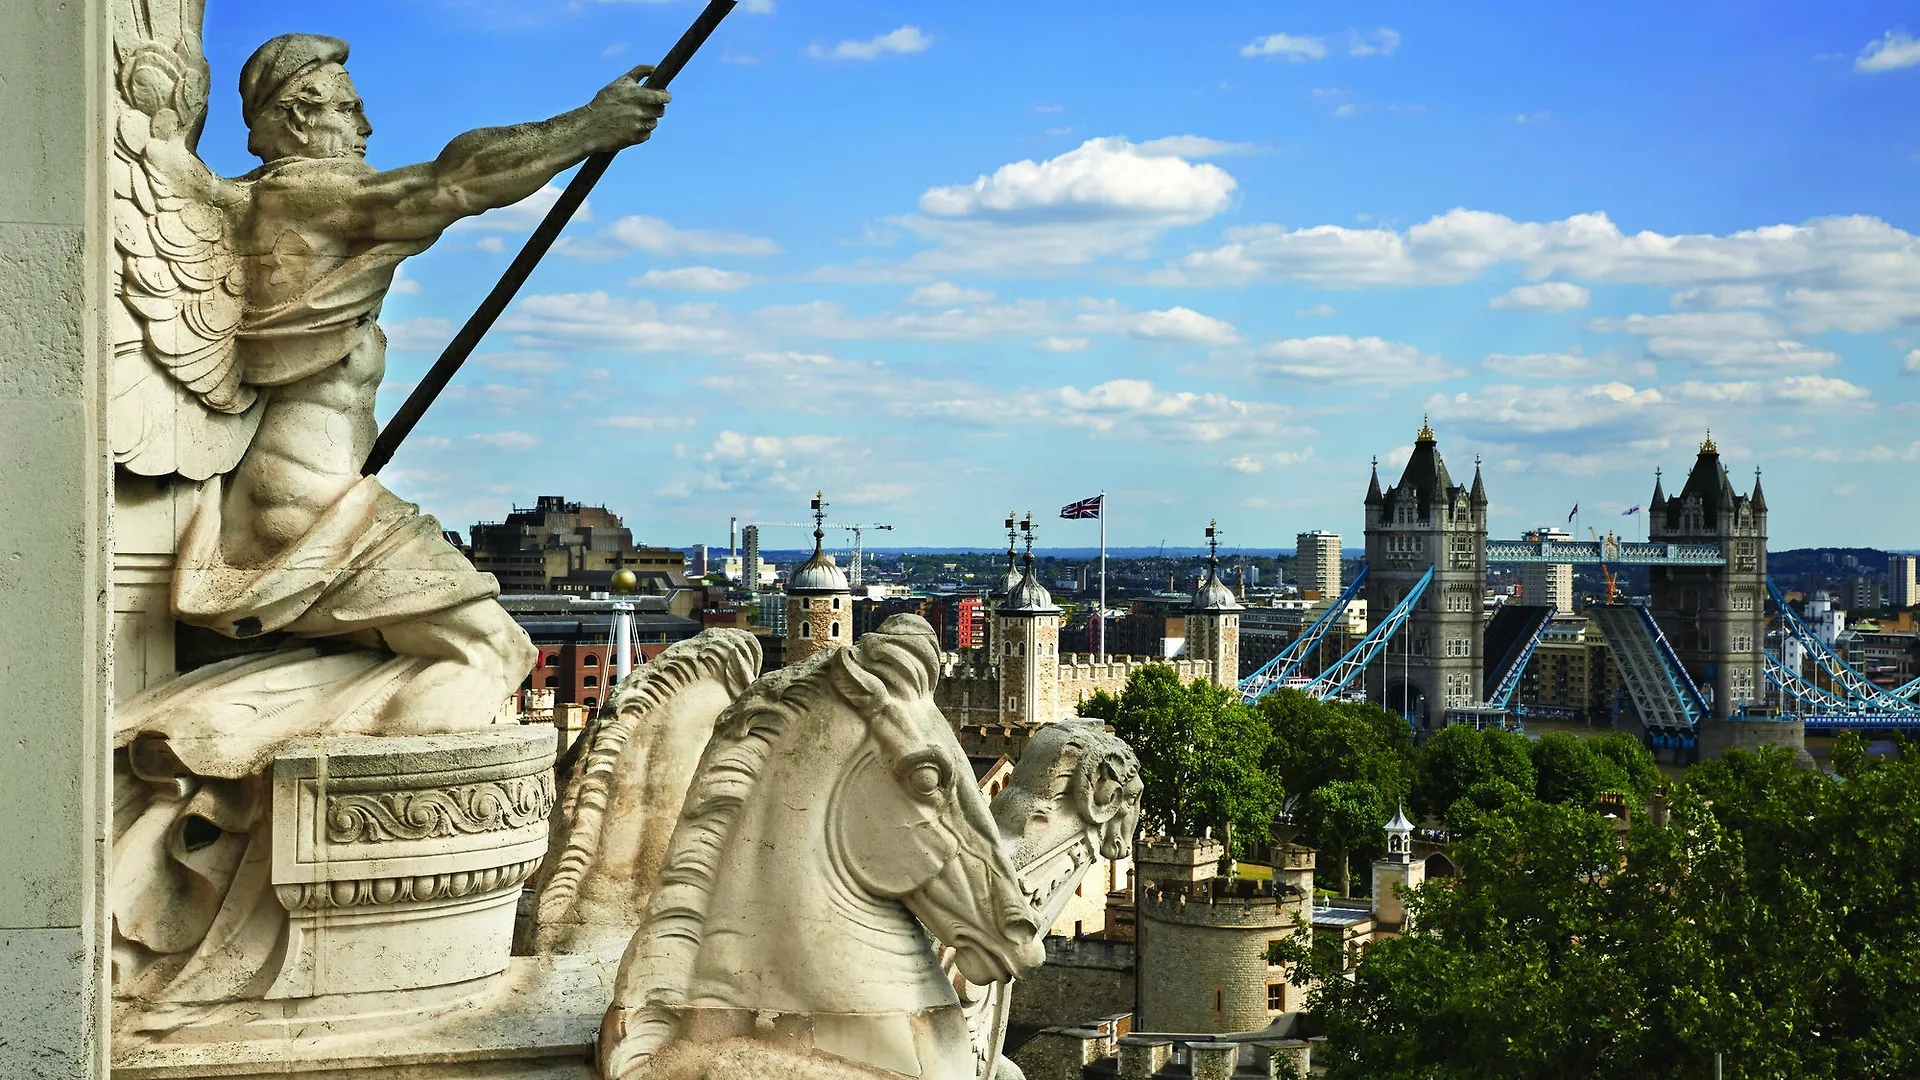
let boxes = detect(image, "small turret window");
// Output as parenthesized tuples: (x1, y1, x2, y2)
(830, 621, 841, 638)
(800, 622, 812, 639)
(832, 597, 842, 611)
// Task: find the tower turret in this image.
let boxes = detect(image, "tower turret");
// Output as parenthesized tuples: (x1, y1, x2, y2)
(782, 491, 851, 666)
(996, 515, 1061, 724)
(1362, 418, 1486, 727)
(1185, 521, 1242, 688)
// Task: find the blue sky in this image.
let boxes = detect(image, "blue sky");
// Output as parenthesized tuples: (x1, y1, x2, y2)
(199, 2, 1920, 551)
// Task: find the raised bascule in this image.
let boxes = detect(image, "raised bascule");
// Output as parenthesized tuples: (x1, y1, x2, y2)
(1238, 422, 1919, 752)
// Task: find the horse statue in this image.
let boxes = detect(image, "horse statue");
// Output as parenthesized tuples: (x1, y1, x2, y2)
(519, 628, 762, 956)
(597, 615, 1044, 1080)
(952, 720, 1143, 1080)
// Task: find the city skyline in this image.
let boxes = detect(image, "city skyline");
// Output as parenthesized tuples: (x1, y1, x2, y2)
(191, 2, 1920, 549)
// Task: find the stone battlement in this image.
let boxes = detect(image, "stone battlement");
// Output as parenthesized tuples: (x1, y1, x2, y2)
(1142, 878, 1302, 929)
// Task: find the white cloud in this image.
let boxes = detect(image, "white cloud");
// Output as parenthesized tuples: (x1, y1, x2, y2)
(1244, 335, 1458, 383)
(907, 282, 996, 306)
(597, 415, 696, 431)
(1241, 33, 1328, 62)
(744, 0, 774, 12)
(1135, 135, 1262, 158)
(450, 184, 588, 233)
(1590, 311, 1840, 373)
(1226, 447, 1314, 473)
(501, 292, 737, 352)
(467, 430, 540, 451)
(1482, 348, 1652, 379)
(1514, 111, 1551, 124)
(389, 266, 422, 295)
(708, 430, 845, 463)
(383, 316, 454, 352)
(1670, 376, 1872, 408)
(919, 136, 1235, 223)
(756, 295, 1239, 346)
(1905, 348, 1920, 374)
(1129, 307, 1242, 346)
(807, 25, 930, 61)
(817, 137, 1239, 276)
(1488, 281, 1590, 312)
(1294, 304, 1337, 317)
(630, 266, 761, 291)
(1035, 336, 1091, 352)
(605, 216, 781, 257)
(1857, 30, 1920, 73)
(1427, 381, 1665, 438)
(1669, 284, 1774, 310)
(475, 235, 505, 254)
(1348, 28, 1401, 57)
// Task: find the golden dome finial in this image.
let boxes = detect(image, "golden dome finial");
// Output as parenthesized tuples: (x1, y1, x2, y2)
(611, 568, 637, 595)
(1700, 429, 1717, 454)
(1416, 414, 1435, 442)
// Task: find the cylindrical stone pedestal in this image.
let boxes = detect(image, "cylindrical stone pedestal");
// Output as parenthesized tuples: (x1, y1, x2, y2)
(1117, 1035, 1173, 1079)
(1251, 1037, 1312, 1078)
(265, 728, 556, 999)
(1188, 1041, 1239, 1080)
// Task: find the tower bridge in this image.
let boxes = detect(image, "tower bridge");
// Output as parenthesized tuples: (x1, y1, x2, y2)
(1238, 422, 1917, 755)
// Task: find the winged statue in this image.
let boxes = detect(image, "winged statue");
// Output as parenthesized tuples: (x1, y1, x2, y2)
(107, 0, 677, 1014)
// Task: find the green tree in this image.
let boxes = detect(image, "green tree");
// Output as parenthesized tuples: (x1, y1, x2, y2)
(1283, 737, 1920, 1080)
(1411, 723, 1535, 821)
(1079, 665, 1283, 852)
(1530, 731, 1632, 807)
(1305, 779, 1389, 897)
(1258, 690, 1416, 890)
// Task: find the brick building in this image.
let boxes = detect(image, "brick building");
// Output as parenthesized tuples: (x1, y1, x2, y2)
(469, 495, 685, 596)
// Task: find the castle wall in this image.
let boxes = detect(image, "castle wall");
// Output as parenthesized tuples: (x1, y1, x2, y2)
(1139, 888, 1303, 1034)
(1010, 937, 1136, 1030)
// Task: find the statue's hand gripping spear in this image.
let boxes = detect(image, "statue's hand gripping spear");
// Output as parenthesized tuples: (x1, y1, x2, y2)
(361, 0, 735, 476)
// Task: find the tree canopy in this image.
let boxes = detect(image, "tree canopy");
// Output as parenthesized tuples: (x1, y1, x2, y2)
(1284, 736, 1920, 1080)
(1077, 665, 1281, 851)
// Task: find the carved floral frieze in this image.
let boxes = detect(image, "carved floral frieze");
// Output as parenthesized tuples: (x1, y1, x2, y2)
(325, 773, 556, 844)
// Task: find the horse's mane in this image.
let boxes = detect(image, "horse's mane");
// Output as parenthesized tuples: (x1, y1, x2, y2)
(530, 628, 762, 938)
(604, 615, 942, 1077)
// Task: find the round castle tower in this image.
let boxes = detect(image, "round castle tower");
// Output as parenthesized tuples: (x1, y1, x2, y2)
(996, 514, 1061, 724)
(1136, 837, 1315, 1034)
(783, 491, 851, 666)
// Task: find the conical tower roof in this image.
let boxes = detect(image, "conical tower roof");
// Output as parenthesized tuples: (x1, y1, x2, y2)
(1002, 516, 1059, 614)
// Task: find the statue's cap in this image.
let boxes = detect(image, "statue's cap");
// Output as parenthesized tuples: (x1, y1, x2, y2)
(239, 34, 349, 128)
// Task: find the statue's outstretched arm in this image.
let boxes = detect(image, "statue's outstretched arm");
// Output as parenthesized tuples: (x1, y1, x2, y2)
(347, 66, 669, 242)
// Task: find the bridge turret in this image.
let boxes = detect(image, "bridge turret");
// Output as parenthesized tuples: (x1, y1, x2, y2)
(1363, 419, 1485, 727)
(1645, 434, 1766, 722)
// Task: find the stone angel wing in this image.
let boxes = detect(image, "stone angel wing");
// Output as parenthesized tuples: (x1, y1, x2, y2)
(110, 0, 262, 481)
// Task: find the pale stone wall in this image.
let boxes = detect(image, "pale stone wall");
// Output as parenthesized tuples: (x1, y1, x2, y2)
(0, 3, 113, 1075)
(783, 592, 850, 665)
(1009, 936, 1135, 1029)
(1139, 889, 1301, 1035)
(937, 653, 1216, 729)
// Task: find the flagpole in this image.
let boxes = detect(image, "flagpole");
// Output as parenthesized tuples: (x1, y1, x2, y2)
(1099, 491, 1108, 663)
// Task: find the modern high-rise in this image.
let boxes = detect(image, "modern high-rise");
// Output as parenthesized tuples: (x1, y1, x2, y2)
(1519, 528, 1574, 612)
(1890, 554, 1918, 609)
(1296, 530, 1342, 600)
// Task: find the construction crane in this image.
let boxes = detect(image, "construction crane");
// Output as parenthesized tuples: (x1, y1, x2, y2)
(742, 520, 896, 587)
(1589, 526, 1620, 603)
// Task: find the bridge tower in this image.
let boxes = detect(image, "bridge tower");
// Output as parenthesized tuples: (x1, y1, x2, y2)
(1646, 434, 1767, 717)
(1363, 419, 1487, 727)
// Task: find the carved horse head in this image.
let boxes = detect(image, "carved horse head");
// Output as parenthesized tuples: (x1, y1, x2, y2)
(601, 615, 1041, 1080)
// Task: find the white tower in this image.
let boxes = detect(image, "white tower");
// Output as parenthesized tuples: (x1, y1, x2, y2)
(1370, 803, 1424, 932)
(783, 491, 852, 666)
(1186, 520, 1242, 688)
(996, 514, 1061, 725)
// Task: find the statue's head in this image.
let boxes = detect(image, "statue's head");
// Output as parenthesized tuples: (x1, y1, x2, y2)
(238, 34, 370, 162)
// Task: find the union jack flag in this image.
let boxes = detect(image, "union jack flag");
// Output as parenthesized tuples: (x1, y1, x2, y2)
(1060, 495, 1102, 520)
